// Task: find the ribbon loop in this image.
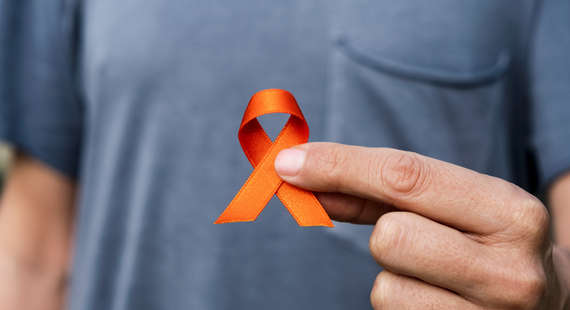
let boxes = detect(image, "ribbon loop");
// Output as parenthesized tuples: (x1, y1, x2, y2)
(215, 89, 334, 227)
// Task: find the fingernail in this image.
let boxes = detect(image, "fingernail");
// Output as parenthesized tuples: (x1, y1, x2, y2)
(275, 148, 306, 177)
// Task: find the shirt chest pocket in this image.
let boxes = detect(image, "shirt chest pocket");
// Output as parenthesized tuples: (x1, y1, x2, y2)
(325, 0, 522, 174)
(323, 0, 526, 253)
(329, 0, 519, 80)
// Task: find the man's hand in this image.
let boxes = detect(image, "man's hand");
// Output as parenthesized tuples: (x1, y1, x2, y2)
(275, 143, 570, 309)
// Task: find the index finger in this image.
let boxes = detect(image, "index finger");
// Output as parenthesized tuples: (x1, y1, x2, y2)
(274, 142, 540, 234)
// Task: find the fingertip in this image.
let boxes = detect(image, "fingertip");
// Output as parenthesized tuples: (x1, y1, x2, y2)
(274, 147, 306, 178)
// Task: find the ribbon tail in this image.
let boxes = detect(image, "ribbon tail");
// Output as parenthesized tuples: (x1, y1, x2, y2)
(276, 183, 334, 227)
(214, 154, 283, 224)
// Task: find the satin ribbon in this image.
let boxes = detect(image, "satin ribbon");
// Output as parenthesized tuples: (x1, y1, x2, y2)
(215, 89, 333, 227)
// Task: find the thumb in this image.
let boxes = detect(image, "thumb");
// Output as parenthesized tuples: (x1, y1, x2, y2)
(275, 142, 543, 236)
(274, 142, 397, 224)
(274, 142, 400, 200)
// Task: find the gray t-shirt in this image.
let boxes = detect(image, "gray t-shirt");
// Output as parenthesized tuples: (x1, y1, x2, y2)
(2, 0, 570, 309)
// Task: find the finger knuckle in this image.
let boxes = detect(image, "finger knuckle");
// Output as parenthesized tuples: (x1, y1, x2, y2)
(524, 204, 550, 243)
(370, 213, 406, 265)
(370, 272, 393, 310)
(381, 151, 426, 199)
(505, 186, 550, 242)
(493, 264, 547, 309)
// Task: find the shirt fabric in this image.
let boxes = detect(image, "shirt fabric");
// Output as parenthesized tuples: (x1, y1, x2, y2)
(1, 0, 570, 309)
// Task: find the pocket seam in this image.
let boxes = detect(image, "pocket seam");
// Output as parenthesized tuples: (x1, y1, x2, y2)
(335, 35, 511, 86)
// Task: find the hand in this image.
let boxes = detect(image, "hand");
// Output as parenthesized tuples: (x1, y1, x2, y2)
(275, 143, 569, 309)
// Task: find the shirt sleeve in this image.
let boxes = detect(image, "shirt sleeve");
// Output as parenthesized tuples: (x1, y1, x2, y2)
(530, 0, 570, 189)
(0, 0, 83, 178)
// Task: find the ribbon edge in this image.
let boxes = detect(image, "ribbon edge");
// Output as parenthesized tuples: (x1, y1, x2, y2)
(275, 190, 334, 228)
(215, 120, 294, 224)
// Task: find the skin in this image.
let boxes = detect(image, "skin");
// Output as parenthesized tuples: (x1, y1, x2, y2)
(0, 145, 569, 309)
(550, 173, 570, 249)
(0, 153, 75, 310)
(275, 143, 570, 309)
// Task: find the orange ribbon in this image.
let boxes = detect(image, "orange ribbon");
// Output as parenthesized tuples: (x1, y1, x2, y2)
(215, 89, 333, 227)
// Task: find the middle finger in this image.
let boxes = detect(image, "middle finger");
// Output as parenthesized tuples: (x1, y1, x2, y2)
(370, 211, 498, 302)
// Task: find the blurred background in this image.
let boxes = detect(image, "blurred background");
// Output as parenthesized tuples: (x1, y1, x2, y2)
(0, 142, 13, 192)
